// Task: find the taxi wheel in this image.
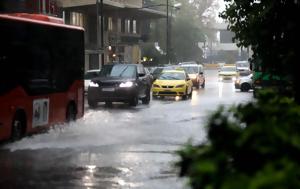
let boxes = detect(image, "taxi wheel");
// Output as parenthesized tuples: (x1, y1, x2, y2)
(182, 88, 188, 100)
(189, 88, 193, 98)
(201, 82, 205, 88)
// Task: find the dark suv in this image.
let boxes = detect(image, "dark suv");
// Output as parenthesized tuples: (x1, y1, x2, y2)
(87, 64, 152, 107)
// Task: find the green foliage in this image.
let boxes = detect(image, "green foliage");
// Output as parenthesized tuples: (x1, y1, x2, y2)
(142, 0, 216, 63)
(220, 0, 300, 100)
(176, 91, 300, 189)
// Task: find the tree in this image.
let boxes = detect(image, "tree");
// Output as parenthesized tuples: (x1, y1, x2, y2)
(142, 0, 217, 64)
(220, 0, 300, 101)
(177, 91, 300, 189)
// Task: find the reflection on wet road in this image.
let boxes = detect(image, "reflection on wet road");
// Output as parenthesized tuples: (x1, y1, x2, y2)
(0, 70, 253, 189)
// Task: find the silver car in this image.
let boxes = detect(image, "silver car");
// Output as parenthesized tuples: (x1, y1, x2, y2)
(235, 72, 253, 92)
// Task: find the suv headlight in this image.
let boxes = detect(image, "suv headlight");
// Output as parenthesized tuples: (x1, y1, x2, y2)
(153, 84, 160, 88)
(119, 81, 134, 88)
(89, 81, 99, 87)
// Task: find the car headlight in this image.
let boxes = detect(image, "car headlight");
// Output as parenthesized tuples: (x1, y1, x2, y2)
(153, 84, 160, 88)
(119, 81, 134, 88)
(89, 81, 99, 87)
(176, 84, 185, 88)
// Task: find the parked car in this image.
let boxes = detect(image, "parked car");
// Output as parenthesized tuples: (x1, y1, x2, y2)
(218, 66, 238, 81)
(180, 64, 205, 89)
(236, 60, 250, 72)
(152, 70, 193, 100)
(87, 64, 152, 107)
(84, 69, 101, 92)
(235, 73, 253, 92)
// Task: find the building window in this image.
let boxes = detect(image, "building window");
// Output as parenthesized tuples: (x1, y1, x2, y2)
(125, 19, 131, 33)
(133, 20, 137, 34)
(70, 12, 83, 27)
(108, 17, 113, 31)
(117, 18, 122, 32)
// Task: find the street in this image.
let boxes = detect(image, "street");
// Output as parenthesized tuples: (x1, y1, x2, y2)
(0, 69, 253, 189)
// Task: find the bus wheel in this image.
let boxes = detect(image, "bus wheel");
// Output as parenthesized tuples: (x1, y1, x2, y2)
(11, 112, 25, 141)
(88, 99, 97, 108)
(66, 103, 77, 122)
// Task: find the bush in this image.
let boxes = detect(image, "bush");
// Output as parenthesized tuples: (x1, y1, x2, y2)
(176, 91, 300, 189)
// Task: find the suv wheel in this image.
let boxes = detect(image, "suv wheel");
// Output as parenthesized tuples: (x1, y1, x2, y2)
(129, 96, 138, 106)
(189, 88, 193, 98)
(142, 88, 151, 104)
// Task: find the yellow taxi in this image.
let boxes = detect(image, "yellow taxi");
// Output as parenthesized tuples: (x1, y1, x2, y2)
(152, 70, 193, 99)
(218, 65, 238, 81)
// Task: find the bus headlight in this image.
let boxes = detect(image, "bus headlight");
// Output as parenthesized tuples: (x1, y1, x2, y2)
(89, 81, 99, 87)
(119, 81, 133, 88)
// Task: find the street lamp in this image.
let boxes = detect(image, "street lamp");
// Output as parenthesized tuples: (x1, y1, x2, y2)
(166, 0, 181, 65)
(139, 1, 181, 64)
(96, 0, 104, 67)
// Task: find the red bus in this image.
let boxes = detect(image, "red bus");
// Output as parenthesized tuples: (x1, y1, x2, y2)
(0, 14, 85, 141)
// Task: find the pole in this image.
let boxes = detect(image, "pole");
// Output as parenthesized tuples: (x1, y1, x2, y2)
(166, 0, 169, 65)
(96, 0, 100, 68)
(100, 0, 104, 66)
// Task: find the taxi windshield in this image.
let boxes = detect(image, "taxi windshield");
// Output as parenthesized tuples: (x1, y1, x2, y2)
(158, 72, 185, 80)
(182, 67, 199, 74)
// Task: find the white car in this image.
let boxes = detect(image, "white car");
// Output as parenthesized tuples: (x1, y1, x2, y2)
(218, 66, 238, 81)
(236, 60, 250, 72)
(235, 72, 253, 92)
(84, 69, 101, 92)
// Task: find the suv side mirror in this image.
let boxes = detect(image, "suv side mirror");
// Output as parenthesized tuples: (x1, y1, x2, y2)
(138, 73, 146, 77)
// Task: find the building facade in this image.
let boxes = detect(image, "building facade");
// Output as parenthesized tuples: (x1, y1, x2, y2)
(58, 0, 165, 71)
(199, 22, 249, 64)
(0, 0, 59, 15)
(0, 0, 165, 71)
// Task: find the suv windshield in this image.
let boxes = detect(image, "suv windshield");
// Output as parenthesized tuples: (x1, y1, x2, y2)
(84, 71, 99, 79)
(99, 65, 136, 78)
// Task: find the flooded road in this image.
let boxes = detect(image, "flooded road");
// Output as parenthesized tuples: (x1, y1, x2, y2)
(0, 70, 253, 189)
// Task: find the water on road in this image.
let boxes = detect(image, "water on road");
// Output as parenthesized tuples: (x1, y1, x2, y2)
(0, 70, 253, 189)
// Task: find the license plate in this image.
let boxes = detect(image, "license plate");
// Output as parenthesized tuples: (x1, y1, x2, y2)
(102, 88, 115, 92)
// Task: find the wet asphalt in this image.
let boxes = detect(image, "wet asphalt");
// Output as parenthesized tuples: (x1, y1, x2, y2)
(0, 69, 253, 189)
